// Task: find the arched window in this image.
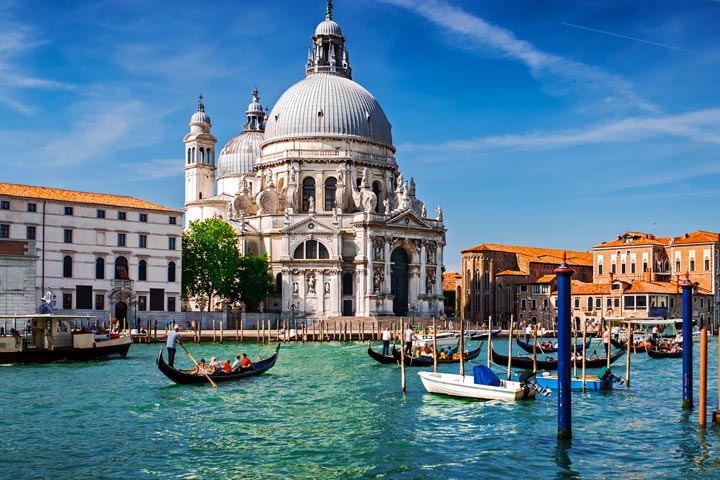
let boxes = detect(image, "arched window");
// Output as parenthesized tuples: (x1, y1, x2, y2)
(372, 181, 381, 213)
(95, 258, 105, 279)
(192, 147, 196, 163)
(115, 257, 129, 280)
(302, 177, 315, 212)
(343, 273, 353, 295)
(587, 297, 593, 311)
(275, 273, 282, 294)
(199, 147, 205, 164)
(293, 240, 329, 259)
(209, 149, 214, 165)
(324, 177, 337, 211)
(63, 255, 73, 278)
(168, 262, 176, 282)
(187, 148, 192, 165)
(138, 260, 147, 281)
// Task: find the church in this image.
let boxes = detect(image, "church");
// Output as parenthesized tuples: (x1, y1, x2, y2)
(183, 2, 446, 321)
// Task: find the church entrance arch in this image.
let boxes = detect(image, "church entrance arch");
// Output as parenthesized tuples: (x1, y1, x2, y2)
(115, 302, 128, 328)
(391, 248, 409, 316)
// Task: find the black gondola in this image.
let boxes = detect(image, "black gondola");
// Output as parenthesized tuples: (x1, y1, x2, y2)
(469, 328, 501, 340)
(646, 347, 682, 359)
(490, 344, 624, 371)
(156, 344, 280, 384)
(391, 343, 483, 367)
(367, 344, 398, 365)
(610, 337, 652, 353)
(515, 338, 591, 354)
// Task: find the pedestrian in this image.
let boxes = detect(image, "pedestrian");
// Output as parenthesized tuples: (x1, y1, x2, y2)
(405, 325, 414, 356)
(602, 327, 610, 356)
(525, 323, 533, 342)
(166, 325, 182, 367)
(381, 326, 392, 356)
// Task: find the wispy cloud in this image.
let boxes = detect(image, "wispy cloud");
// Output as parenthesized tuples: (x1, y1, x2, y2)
(381, 0, 655, 113)
(123, 158, 182, 181)
(401, 108, 720, 153)
(560, 22, 685, 51)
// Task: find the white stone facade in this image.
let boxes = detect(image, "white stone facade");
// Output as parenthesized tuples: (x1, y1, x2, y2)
(183, 7, 446, 321)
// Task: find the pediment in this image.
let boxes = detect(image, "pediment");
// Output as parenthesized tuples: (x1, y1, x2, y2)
(386, 210, 432, 230)
(282, 216, 337, 235)
(228, 218, 261, 235)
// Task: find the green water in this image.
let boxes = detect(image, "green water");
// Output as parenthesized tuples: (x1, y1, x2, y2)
(1, 339, 719, 479)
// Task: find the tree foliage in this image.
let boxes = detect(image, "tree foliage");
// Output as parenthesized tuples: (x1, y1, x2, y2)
(182, 218, 240, 310)
(235, 254, 275, 309)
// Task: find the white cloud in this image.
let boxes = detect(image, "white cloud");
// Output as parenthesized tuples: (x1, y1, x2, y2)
(381, 0, 655, 113)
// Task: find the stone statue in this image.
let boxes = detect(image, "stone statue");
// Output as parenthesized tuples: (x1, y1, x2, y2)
(290, 165, 297, 183)
(307, 274, 316, 294)
(227, 201, 233, 219)
(324, 282, 330, 294)
(373, 271, 382, 292)
(383, 198, 389, 215)
(308, 195, 315, 212)
(421, 204, 426, 218)
(265, 170, 274, 188)
(435, 205, 443, 222)
(395, 172, 403, 192)
(38, 291, 56, 314)
(293, 281, 299, 294)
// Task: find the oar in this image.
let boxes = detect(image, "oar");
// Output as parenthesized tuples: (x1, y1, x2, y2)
(179, 343, 217, 387)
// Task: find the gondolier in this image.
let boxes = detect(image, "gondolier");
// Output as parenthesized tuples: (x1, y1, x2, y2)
(381, 327, 392, 355)
(166, 325, 181, 367)
(405, 325, 414, 356)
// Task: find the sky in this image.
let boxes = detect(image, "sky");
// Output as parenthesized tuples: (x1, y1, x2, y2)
(2, 0, 720, 273)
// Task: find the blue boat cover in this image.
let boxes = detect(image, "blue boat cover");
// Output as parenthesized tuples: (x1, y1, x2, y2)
(473, 365, 501, 387)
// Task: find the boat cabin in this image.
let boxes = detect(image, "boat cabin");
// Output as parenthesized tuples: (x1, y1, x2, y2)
(0, 315, 100, 353)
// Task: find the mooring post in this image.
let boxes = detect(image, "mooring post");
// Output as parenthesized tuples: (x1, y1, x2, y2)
(714, 330, 720, 423)
(680, 274, 694, 410)
(700, 328, 707, 426)
(554, 253, 575, 440)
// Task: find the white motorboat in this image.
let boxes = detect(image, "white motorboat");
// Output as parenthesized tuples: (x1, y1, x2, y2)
(416, 332, 458, 348)
(418, 366, 538, 401)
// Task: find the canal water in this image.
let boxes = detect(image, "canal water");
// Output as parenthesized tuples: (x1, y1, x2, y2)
(1, 338, 719, 479)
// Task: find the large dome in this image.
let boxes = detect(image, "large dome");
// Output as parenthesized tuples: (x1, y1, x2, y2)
(262, 74, 393, 149)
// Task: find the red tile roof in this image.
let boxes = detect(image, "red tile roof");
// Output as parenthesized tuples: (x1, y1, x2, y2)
(0, 183, 180, 213)
(462, 244, 592, 266)
(594, 230, 720, 248)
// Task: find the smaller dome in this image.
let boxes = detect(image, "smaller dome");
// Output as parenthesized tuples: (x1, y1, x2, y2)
(315, 19, 342, 37)
(217, 131, 263, 178)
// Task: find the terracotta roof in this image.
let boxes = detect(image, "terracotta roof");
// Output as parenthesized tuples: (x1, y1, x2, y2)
(496, 269, 527, 276)
(570, 281, 613, 295)
(625, 281, 679, 294)
(442, 272, 461, 290)
(462, 243, 592, 266)
(0, 183, 180, 213)
(535, 275, 556, 284)
(594, 230, 720, 249)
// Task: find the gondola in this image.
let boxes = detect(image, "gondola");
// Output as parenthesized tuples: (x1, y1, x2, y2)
(610, 337, 651, 353)
(367, 344, 398, 365)
(391, 342, 483, 367)
(490, 344, 624, 371)
(156, 344, 280, 384)
(646, 347, 682, 359)
(469, 328, 501, 340)
(515, 338, 591, 354)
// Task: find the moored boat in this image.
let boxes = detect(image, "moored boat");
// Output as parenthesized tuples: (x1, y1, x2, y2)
(418, 365, 538, 401)
(534, 367, 624, 391)
(0, 314, 132, 364)
(157, 344, 280, 384)
(367, 344, 397, 365)
(393, 342, 482, 367)
(516, 338, 591, 354)
(490, 344, 624, 371)
(646, 346, 682, 359)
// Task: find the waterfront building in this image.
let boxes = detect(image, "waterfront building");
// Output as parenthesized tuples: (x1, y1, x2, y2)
(183, 4, 446, 321)
(459, 230, 720, 330)
(0, 183, 182, 324)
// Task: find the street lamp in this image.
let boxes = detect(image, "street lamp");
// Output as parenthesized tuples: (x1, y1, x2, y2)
(408, 302, 417, 328)
(289, 301, 299, 330)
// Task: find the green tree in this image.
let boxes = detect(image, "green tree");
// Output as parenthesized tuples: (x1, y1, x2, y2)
(182, 218, 241, 311)
(235, 254, 275, 310)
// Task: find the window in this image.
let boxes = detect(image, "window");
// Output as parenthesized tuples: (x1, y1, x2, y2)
(63, 256, 73, 278)
(26, 226, 36, 240)
(118, 211, 126, 220)
(595, 298, 602, 308)
(138, 260, 147, 281)
(117, 233, 126, 247)
(690, 259, 695, 272)
(169, 216, 177, 225)
(624, 296, 635, 309)
(97, 209, 105, 218)
(587, 297, 593, 311)
(302, 177, 315, 211)
(574, 298, 580, 309)
(139, 234, 147, 248)
(64, 206, 73, 215)
(324, 177, 337, 211)
(76, 286, 92, 310)
(64, 229, 73, 243)
(532, 285, 549, 295)
(670, 297, 675, 309)
(168, 237, 176, 250)
(167, 297, 176, 312)
(675, 260, 680, 272)
(0, 200, 9, 210)
(139, 213, 148, 222)
(138, 295, 147, 311)
(631, 262, 636, 274)
(611, 283, 621, 290)
(372, 181, 381, 213)
(611, 263, 616, 274)
(293, 240, 329, 259)
(621, 262, 626, 274)
(520, 299, 527, 310)
(705, 258, 710, 271)
(598, 264, 603, 275)
(530, 299, 537, 309)
(168, 262, 176, 282)
(95, 258, 105, 279)
(342, 273, 353, 295)
(63, 293, 72, 310)
(0, 224, 9, 238)
(95, 294, 105, 310)
(150, 288, 165, 311)
(27, 203, 36, 212)
(115, 257, 129, 280)
(519, 285, 528, 292)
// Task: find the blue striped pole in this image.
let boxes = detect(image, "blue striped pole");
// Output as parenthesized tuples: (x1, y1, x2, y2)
(680, 274, 693, 410)
(554, 254, 575, 440)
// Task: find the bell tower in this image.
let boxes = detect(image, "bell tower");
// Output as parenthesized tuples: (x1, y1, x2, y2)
(184, 95, 217, 207)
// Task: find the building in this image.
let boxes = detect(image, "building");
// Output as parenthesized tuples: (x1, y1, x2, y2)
(183, 4, 446, 321)
(460, 244, 593, 328)
(0, 183, 183, 325)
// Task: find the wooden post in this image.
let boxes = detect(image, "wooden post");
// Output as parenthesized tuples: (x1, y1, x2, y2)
(432, 316, 438, 373)
(400, 326, 406, 393)
(219, 317, 224, 344)
(212, 318, 216, 344)
(700, 328, 707, 426)
(240, 317, 244, 343)
(625, 322, 632, 388)
(235, 314, 239, 342)
(154, 319, 157, 342)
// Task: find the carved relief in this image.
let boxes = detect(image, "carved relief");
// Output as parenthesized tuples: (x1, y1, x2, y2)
(373, 267, 384, 293)
(426, 242, 437, 265)
(426, 269, 436, 294)
(372, 236, 385, 261)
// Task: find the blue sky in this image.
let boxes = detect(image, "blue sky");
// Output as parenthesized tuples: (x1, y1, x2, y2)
(3, 0, 720, 272)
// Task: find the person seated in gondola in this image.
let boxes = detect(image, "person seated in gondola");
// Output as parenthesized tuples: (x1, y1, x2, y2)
(220, 359, 232, 373)
(439, 348, 448, 360)
(207, 357, 219, 374)
(238, 353, 252, 371)
(190, 358, 206, 375)
(420, 345, 435, 358)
